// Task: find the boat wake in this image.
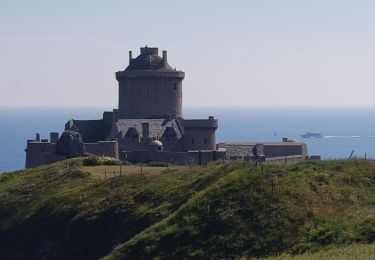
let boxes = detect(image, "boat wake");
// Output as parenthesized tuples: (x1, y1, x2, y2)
(323, 135, 375, 139)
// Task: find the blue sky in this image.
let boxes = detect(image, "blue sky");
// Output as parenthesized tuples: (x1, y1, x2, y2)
(1, 0, 374, 107)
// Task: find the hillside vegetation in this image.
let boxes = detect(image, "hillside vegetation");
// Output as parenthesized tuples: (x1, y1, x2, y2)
(0, 159, 374, 259)
(266, 243, 375, 260)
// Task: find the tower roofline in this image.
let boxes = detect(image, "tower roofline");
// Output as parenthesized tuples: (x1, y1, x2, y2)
(123, 46, 181, 72)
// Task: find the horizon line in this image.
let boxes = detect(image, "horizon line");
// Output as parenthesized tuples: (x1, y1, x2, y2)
(2, 105, 375, 108)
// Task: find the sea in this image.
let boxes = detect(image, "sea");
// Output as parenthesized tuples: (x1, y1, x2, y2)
(1, 106, 375, 173)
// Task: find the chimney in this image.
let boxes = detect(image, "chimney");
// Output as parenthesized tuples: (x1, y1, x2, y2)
(50, 132, 59, 143)
(129, 51, 132, 64)
(36, 133, 41, 142)
(162, 50, 167, 63)
(142, 123, 150, 138)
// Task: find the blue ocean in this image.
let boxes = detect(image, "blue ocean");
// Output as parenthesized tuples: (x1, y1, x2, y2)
(1, 106, 375, 173)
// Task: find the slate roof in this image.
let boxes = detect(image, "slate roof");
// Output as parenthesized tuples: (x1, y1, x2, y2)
(112, 119, 183, 140)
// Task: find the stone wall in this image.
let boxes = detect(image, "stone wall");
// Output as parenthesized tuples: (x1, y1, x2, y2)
(183, 128, 216, 151)
(25, 133, 119, 168)
(263, 144, 306, 158)
(183, 118, 218, 151)
(219, 141, 308, 160)
(121, 150, 225, 165)
(116, 73, 184, 119)
(25, 141, 65, 168)
(84, 141, 119, 159)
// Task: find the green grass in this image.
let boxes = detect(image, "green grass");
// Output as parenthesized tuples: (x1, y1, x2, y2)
(0, 159, 374, 259)
(265, 243, 375, 260)
(82, 164, 187, 179)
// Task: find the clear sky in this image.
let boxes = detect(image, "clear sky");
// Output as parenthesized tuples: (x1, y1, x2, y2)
(0, 0, 374, 107)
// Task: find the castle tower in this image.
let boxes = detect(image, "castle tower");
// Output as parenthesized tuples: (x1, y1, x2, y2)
(116, 46, 185, 119)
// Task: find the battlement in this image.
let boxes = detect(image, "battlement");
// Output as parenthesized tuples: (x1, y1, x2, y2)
(140, 46, 158, 55)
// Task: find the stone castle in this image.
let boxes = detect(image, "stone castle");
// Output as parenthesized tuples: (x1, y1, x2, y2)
(25, 46, 308, 168)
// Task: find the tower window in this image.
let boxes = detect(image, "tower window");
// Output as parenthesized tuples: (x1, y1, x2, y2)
(173, 83, 177, 91)
(204, 138, 207, 144)
(191, 138, 195, 144)
(148, 88, 150, 96)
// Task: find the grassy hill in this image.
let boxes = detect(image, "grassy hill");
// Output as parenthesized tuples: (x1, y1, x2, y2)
(0, 159, 374, 259)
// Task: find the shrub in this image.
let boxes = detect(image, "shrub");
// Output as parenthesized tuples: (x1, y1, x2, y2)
(308, 223, 350, 246)
(148, 162, 168, 167)
(83, 156, 122, 166)
(314, 173, 329, 184)
(358, 215, 375, 243)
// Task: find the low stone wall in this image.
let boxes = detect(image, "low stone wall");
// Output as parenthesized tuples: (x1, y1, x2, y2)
(121, 150, 225, 165)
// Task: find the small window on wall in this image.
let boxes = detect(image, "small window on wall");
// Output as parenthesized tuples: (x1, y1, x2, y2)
(204, 138, 207, 144)
(173, 83, 177, 91)
(191, 138, 195, 144)
(147, 88, 150, 96)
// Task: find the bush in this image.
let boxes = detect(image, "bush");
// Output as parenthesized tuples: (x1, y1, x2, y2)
(148, 162, 168, 167)
(314, 173, 329, 184)
(83, 156, 122, 166)
(358, 216, 375, 243)
(311, 227, 340, 245)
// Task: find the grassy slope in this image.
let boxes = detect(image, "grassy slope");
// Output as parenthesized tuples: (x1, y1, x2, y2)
(0, 159, 374, 259)
(266, 243, 375, 260)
